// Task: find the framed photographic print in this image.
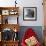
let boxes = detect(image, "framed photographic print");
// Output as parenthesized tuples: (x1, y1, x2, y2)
(9, 10, 18, 15)
(23, 7, 37, 21)
(2, 16, 18, 24)
(1, 28, 13, 41)
(8, 16, 18, 24)
(2, 10, 9, 15)
(2, 16, 8, 24)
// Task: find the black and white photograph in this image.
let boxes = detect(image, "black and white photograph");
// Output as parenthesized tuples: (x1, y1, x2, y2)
(23, 7, 37, 21)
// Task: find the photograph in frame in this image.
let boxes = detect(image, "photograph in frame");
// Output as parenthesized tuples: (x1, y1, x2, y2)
(23, 7, 37, 21)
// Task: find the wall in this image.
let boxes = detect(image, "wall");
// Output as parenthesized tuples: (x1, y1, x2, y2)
(18, 0, 44, 26)
(0, 0, 44, 26)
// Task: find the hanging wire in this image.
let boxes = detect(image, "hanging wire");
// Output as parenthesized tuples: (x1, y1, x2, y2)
(15, 0, 17, 7)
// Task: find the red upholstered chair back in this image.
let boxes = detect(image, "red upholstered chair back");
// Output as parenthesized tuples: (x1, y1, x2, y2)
(21, 28, 41, 46)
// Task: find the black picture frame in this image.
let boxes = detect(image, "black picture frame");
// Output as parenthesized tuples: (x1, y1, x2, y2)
(23, 7, 37, 21)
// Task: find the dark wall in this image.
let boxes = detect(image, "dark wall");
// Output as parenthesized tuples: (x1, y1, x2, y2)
(18, 26, 44, 43)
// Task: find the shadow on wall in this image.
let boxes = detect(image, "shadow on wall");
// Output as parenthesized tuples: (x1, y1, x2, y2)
(18, 26, 44, 44)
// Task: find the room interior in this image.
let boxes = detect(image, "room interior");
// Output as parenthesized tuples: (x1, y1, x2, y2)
(0, 0, 46, 46)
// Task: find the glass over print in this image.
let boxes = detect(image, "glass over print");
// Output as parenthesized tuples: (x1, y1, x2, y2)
(23, 7, 37, 21)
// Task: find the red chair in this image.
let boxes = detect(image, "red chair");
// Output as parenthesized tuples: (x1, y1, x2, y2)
(21, 28, 41, 46)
